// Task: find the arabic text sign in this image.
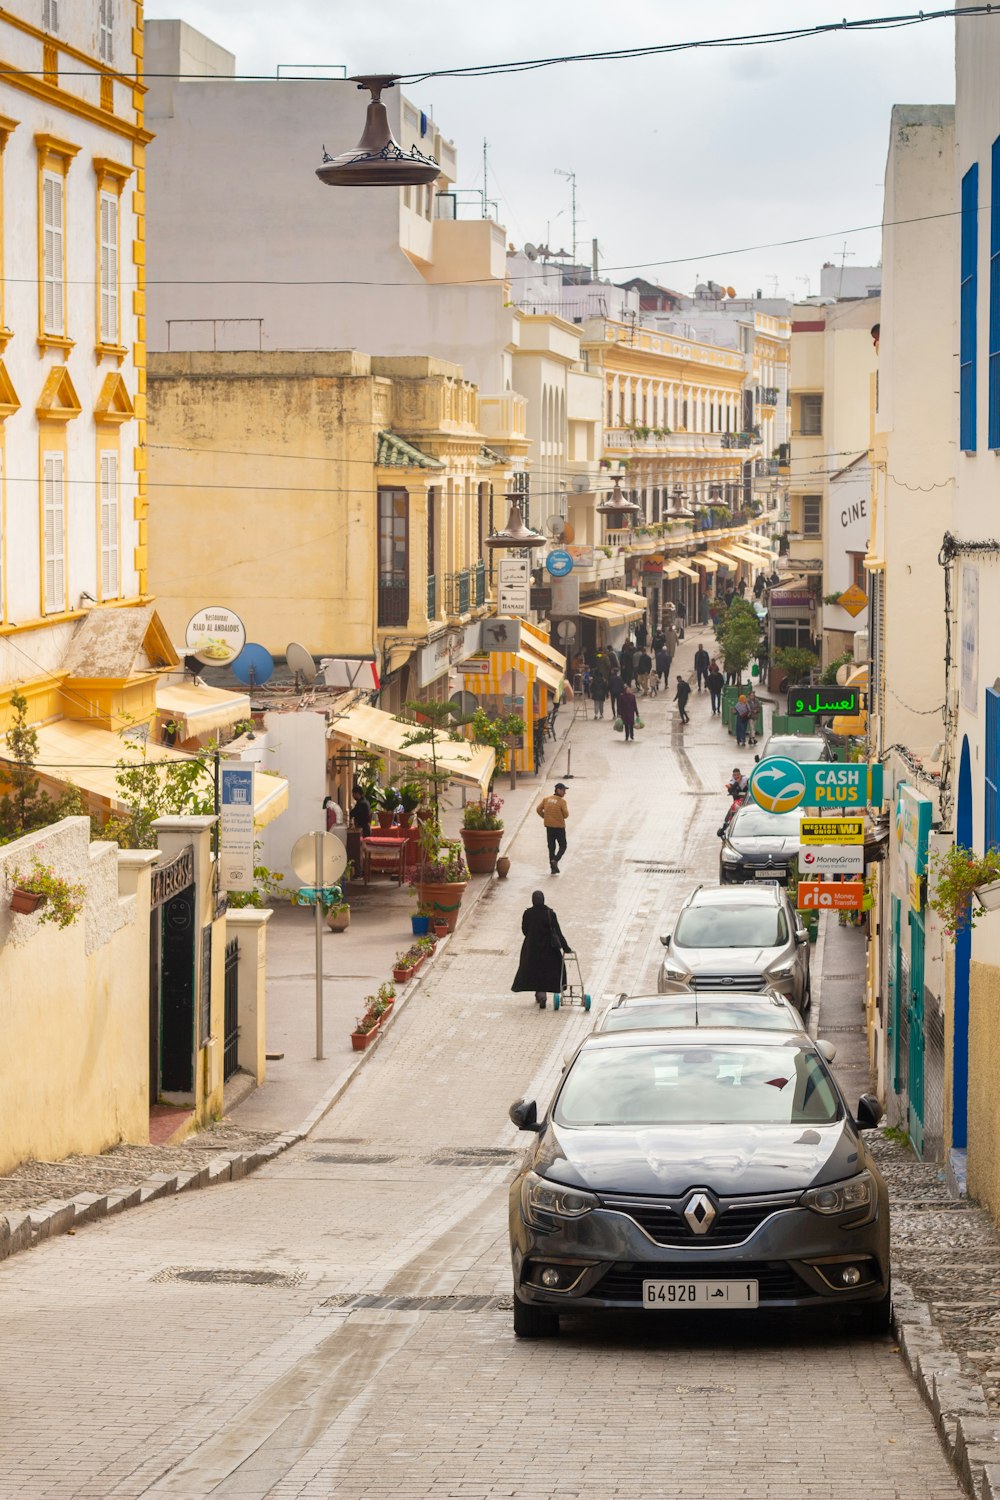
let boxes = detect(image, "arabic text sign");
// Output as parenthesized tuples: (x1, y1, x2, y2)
(787, 686, 862, 718)
(219, 764, 255, 892)
(799, 845, 864, 875)
(749, 757, 883, 814)
(799, 817, 864, 845)
(797, 881, 865, 912)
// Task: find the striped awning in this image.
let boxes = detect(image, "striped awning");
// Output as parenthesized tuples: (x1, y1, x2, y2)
(672, 562, 700, 580)
(692, 556, 718, 573)
(579, 598, 644, 623)
(327, 702, 494, 794)
(156, 681, 251, 740)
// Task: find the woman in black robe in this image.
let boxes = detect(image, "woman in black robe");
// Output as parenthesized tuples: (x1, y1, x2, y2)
(512, 890, 571, 1009)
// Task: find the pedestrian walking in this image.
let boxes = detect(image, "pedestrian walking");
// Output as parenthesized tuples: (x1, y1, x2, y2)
(636, 649, 652, 695)
(754, 571, 766, 599)
(745, 688, 760, 745)
(651, 628, 665, 654)
(511, 890, 571, 1009)
(590, 664, 609, 719)
(724, 585, 735, 609)
(618, 685, 639, 741)
(734, 693, 751, 747)
(635, 616, 648, 651)
(536, 781, 569, 873)
(707, 662, 724, 715)
(693, 645, 710, 691)
(620, 640, 636, 687)
(608, 668, 624, 717)
(606, 645, 620, 673)
(662, 623, 679, 659)
(350, 787, 372, 838)
(673, 675, 691, 724)
(738, 576, 748, 597)
(676, 597, 687, 638)
(655, 645, 672, 688)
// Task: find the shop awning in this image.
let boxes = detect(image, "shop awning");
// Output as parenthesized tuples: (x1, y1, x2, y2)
(672, 562, 700, 580)
(519, 625, 565, 671)
(7, 720, 289, 827)
(327, 702, 494, 795)
(579, 598, 645, 623)
(517, 645, 563, 693)
(723, 543, 765, 565)
(703, 550, 738, 567)
(607, 589, 649, 611)
(692, 556, 718, 573)
(156, 681, 251, 740)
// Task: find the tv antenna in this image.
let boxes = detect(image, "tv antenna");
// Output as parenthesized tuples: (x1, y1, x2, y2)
(554, 167, 577, 264)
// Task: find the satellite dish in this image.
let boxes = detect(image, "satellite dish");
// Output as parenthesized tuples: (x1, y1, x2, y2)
(524, 242, 538, 261)
(545, 513, 566, 540)
(231, 643, 274, 688)
(448, 690, 479, 719)
(727, 286, 737, 298)
(556, 621, 577, 642)
(286, 641, 317, 685)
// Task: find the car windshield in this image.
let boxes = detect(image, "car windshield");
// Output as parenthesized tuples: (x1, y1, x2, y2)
(604, 1002, 798, 1032)
(555, 1044, 841, 1126)
(730, 808, 802, 838)
(764, 738, 826, 762)
(673, 904, 789, 948)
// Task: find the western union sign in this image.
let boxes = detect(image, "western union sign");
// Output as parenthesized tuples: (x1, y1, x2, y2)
(799, 817, 864, 844)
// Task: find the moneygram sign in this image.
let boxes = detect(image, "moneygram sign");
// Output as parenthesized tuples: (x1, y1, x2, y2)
(749, 756, 883, 814)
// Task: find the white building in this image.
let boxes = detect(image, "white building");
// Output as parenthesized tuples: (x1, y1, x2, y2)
(819, 262, 882, 302)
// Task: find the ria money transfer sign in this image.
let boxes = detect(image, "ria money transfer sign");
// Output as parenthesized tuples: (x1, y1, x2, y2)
(748, 756, 883, 814)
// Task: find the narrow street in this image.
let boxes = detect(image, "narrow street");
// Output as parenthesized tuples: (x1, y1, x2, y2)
(0, 632, 963, 1500)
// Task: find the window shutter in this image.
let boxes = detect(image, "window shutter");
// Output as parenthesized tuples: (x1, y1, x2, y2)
(43, 452, 65, 613)
(100, 451, 119, 597)
(99, 192, 118, 344)
(42, 173, 64, 336)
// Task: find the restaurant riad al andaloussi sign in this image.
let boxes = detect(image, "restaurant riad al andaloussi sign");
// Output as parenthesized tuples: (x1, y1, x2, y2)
(748, 757, 883, 813)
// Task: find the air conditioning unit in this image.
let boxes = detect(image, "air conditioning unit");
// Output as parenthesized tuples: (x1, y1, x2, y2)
(852, 629, 869, 664)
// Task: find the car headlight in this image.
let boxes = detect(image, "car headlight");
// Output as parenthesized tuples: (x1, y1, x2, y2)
(521, 1171, 598, 1222)
(802, 1171, 876, 1223)
(660, 957, 692, 982)
(720, 846, 742, 864)
(766, 958, 797, 979)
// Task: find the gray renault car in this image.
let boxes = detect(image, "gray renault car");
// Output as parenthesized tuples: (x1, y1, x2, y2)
(508, 1029, 888, 1338)
(659, 884, 811, 1010)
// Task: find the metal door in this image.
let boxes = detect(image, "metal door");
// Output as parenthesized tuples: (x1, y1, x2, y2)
(888, 895, 901, 1093)
(907, 910, 926, 1157)
(223, 936, 240, 1082)
(160, 888, 196, 1093)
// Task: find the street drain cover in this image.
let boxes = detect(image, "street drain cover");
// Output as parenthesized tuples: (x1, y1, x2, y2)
(313, 1153, 398, 1165)
(628, 861, 685, 874)
(323, 1293, 501, 1312)
(155, 1268, 306, 1287)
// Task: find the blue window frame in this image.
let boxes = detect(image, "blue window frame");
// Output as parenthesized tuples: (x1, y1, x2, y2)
(991, 140, 1000, 449)
(987, 687, 999, 851)
(961, 163, 979, 453)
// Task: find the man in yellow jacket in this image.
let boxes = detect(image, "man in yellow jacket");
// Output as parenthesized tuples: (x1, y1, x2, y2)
(536, 781, 569, 874)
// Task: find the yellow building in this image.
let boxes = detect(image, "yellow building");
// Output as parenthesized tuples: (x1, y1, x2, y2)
(147, 351, 517, 711)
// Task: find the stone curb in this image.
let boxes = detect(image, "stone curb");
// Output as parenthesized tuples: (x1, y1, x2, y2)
(893, 1277, 999, 1495)
(0, 723, 571, 1267)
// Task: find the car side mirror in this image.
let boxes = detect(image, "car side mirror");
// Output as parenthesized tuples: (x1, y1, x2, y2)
(509, 1098, 542, 1132)
(855, 1094, 881, 1130)
(717, 827, 726, 839)
(816, 1039, 837, 1063)
(794, 929, 808, 946)
(660, 934, 671, 947)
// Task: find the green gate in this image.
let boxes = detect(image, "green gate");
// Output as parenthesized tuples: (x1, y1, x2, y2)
(907, 909, 926, 1157)
(888, 895, 901, 1094)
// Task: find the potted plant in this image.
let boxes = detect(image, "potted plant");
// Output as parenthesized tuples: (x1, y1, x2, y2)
(398, 780, 422, 828)
(392, 947, 423, 984)
(9, 858, 85, 927)
(411, 902, 432, 937)
(460, 791, 505, 874)
(376, 981, 396, 1015)
(377, 786, 400, 830)
(350, 1007, 382, 1050)
(929, 844, 1000, 940)
(411, 824, 470, 933)
(325, 895, 351, 932)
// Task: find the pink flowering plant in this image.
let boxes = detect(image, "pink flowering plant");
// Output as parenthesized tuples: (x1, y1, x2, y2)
(462, 792, 504, 832)
(929, 844, 1000, 941)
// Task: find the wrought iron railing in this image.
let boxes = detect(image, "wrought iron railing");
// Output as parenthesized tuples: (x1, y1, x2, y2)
(427, 573, 438, 619)
(755, 458, 779, 477)
(473, 562, 486, 607)
(445, 569, 470, 616)
(756, 386, 780, 407)
(378, 576, 409, 627)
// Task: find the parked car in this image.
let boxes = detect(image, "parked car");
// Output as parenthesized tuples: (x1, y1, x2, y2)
(597, 991, 808, 1035)
(508, 1029, 888, 1338)
(658, 884, 811, 1010)
(755, 734, 832, 764)
(719, 804, 802, 884)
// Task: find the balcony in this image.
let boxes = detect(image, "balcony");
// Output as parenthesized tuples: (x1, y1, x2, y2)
(756, 386, 780, 408)
(480, 392, 528, 444)
(378, 576, 409, 628)
(445, 569, 470, 617)
(603, 428, 732, 456)
(427, 573, 438, 620)
(755, 458, 779, 478)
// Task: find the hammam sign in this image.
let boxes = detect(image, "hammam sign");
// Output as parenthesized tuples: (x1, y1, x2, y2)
(749, 757, 883, 813)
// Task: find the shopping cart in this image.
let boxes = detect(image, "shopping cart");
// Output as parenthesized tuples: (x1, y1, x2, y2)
(553, 951, 591, 1011)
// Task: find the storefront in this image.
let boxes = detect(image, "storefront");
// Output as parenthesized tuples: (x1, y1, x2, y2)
(460, 618, 564, 776)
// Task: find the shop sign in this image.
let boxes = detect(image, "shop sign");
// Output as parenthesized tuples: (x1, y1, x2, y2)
(908, 869, 925, 913)
(896, 784, 932, 876)
(481, 618, 522, 653)
(799, 844, 864, 875)
(769, 589, 812, 608)
(185, 605, 246, 666)
(498, 558, 529, 617)
(788, 686, 863, 718)
(749, 757, 883, 813)
(530, 586, 553, 612)
(545, 549, 574, 577)
(837, 583, 868, 617)
(566, 544, 595, 569)
(550, 575, 580, 616)
(462, 657, 491, 675)
(797, 881, 865, 911)
(219, 764, 255, 892)
(799, 817, 864, 845)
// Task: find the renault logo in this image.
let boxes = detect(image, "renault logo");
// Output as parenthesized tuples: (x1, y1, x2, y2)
(683, 1192, 717, 1235)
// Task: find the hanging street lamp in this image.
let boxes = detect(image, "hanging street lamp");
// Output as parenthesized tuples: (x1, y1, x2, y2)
(596, 474, 641, 529)
(483, 496, 546, 552)
(316, 75, 441, 188)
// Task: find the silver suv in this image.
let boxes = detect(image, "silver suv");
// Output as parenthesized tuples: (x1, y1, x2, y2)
(658, 884, 811, 1010)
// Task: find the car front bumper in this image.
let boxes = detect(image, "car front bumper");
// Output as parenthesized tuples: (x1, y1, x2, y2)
(509, 1190, 889, 1314)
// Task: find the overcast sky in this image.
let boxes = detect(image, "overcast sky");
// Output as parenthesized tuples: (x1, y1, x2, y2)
(143, 1, 964, 297)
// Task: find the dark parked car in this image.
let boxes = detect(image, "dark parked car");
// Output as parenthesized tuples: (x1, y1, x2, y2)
(508, 1029, 888, 1338)
(719, 804, 802, 884)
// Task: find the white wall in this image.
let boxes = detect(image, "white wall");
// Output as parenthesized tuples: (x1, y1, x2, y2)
(256, 712, 329, 896)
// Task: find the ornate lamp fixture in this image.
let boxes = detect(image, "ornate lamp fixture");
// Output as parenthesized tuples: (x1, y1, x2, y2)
(317, 76, 440, 188)
(483, 496, 546, 551)
(596, 475, 641, 524)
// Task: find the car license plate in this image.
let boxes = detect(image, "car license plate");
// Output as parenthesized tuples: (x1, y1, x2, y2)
(642, 1279, 759, 1309)
(755, 869, 784, 880)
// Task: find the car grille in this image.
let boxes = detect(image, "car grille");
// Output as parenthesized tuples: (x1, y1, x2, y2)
(596, 1260, 807, 1303)
(691, 973, 767, 993)
(599, 1194, 799, 1248)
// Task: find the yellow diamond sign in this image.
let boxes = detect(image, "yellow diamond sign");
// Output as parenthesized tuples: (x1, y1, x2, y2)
(837, 583, 868, 617)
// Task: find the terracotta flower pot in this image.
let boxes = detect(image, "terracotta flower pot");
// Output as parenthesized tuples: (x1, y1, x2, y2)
(350, 1022, 381, 1051)
(415, 880, 468, 934)
(326, 908, 350, 932)
(460, 828, 503, 876)
(377, 811, 395, 830)
(10, 887, 45, 915)
(495, 855, 511, 880)
(392, 964, 419, 984)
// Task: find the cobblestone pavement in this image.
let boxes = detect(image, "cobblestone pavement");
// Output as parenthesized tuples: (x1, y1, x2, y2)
(0, 632, 965, 1499)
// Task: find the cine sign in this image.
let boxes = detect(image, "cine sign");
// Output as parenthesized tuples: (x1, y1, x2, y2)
(787, 686, 863, 717)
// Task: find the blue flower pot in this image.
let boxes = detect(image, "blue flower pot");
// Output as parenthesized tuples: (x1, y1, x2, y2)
(411, 914, 430, 936)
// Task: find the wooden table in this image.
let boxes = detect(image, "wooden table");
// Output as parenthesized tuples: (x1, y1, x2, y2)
(360, 836, 409, 886)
